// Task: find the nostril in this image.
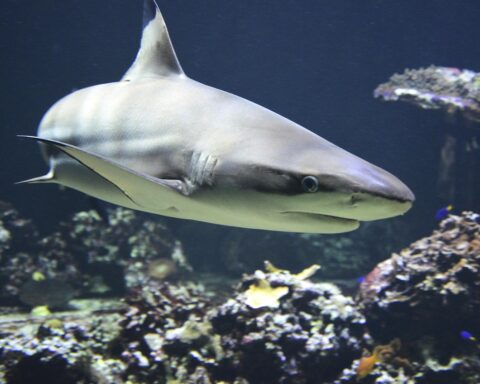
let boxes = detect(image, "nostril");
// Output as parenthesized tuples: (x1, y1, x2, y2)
(350, 194, 360, 206)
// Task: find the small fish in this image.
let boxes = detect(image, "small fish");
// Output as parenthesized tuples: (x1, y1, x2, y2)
(460, 330, 477, 342)
(356, 276, 366, 284)
(357, 349, 380, 379)
(435, 205, 453, 221)
(356, 339, 402, 379)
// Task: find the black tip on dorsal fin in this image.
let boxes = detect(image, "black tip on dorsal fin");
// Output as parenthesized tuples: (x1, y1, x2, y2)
(122, 0, 184, 81)
(143, 0, 158, 29)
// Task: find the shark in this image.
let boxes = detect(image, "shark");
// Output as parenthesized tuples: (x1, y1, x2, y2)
(19, 0, 414, 233)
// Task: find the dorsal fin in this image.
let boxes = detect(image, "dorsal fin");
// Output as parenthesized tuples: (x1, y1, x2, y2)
(122, 0, 184, 81)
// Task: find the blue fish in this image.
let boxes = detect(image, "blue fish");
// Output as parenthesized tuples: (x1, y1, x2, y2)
(435, 205, 453, 221)
(460, 330, 476, 342)
(356, 276, 366, 284)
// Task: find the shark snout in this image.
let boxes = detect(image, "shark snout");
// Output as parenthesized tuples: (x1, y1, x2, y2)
(353, 162, 415, 204)
(291, 147, 415, 223)
(334, 159, 414, 221)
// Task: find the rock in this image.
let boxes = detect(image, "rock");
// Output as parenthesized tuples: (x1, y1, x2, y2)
(0, 299, 124, 384)
(0, 201, 79, 305)
(358, 211, 480, 348)
(119, 280, 216, 382)
(374, 66, 480, 122)
(208, 267, 368, 384)
(118, 266, 369, 384)
(53, 208, 191, 293)
(0, 204, 191, 305)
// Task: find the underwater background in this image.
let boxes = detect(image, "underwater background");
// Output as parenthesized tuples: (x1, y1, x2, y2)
(2, 0, 480, 237)
(0, 1, 479, 383)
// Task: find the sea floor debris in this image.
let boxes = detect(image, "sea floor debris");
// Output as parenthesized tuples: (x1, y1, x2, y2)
(1, 201, 480, 383)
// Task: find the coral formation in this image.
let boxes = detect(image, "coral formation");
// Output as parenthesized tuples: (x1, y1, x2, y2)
(208, 267, 367, 384)
(119, 280, 220, 383)
(0, 200, 80, 306)
(375, 66, 480, 214)
(1, 199, 480, 383)
(0, 299, 124, 384)
(374, 66, 480, 122)
(243, 278, 289, 309)
(52, 208, 190, 292)
(358, 212, 480, 342)
(0, 203, 190, 306)
(117, 266, 368, 384)
(355, 212, 480, 383)
(335, 352, 480, 384)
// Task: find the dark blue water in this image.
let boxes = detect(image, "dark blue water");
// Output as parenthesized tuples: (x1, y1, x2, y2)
(1, 0, 480, 237)
(1, 3, 480, 383)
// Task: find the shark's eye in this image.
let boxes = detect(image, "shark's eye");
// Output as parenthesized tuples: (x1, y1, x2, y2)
(301, 176, 319, 193)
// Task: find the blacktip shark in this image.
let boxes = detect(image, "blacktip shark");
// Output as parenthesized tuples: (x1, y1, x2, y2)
(19, 0, 414, 233)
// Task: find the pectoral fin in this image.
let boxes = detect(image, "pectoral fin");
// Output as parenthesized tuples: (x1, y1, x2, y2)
(18, 135, 192, 210)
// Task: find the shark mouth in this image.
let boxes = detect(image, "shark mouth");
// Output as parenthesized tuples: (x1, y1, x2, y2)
(280, 211, 360, 233)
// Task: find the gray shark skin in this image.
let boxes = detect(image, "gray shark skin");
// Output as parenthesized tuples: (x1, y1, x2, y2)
(20, 0, 414, 233)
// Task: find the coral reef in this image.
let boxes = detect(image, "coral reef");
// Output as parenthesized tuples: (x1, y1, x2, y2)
(334, 353, 480, 384)
(374, 66, 480, 122)
(374, 66, 480, 212)
(0, 203, 190, 306)
(51, 208, 191, 293)
(2, 199, 480, 383)
(119, 280, 216, 383)
(1, 252, 479, 383)
(358, 212, 480, 342)
(0, 200, 80, 306)
(208, 268, 368, 384)
(0, 299, 125, 384)
(356, 212, 480, 383)
(117, 266, 369, 384)
(0, 201, 39, 251)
